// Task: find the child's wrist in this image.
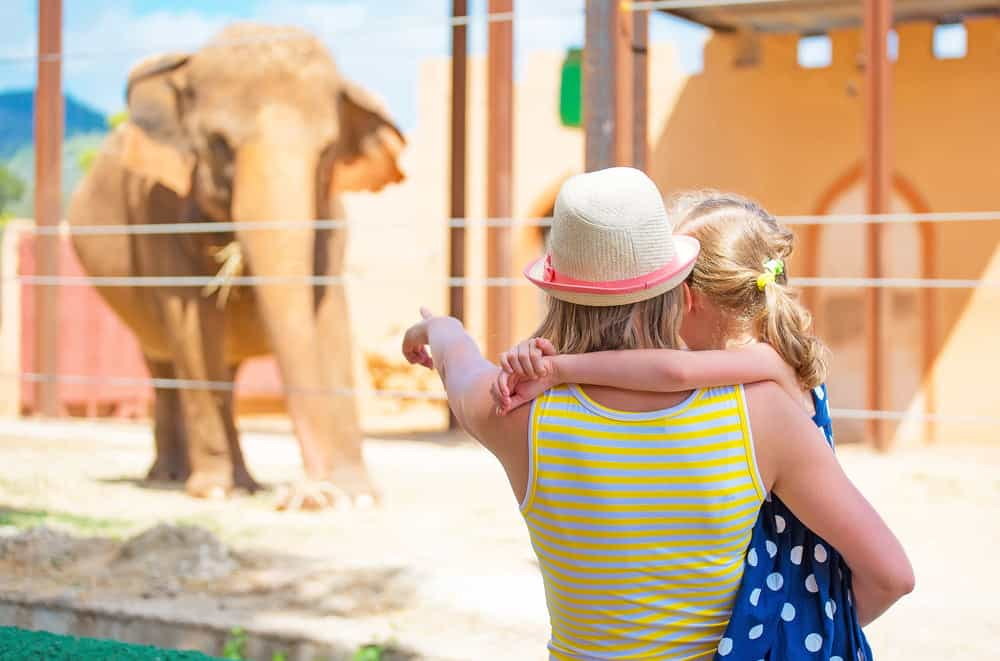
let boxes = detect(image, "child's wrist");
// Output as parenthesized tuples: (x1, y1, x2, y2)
(548, 355, 569, 384)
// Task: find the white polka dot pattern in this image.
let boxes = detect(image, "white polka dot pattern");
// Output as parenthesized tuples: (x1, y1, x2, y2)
(767, 572, 784, 591)
(805, 633, 823, 652)
(814, 543, 828, 563)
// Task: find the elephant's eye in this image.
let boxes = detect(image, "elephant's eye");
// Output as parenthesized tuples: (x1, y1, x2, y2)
(208, 133, 233, 166)
(207, 133, 234, 184)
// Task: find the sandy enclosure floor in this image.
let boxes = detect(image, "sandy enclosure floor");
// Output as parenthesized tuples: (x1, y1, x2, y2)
(0, 418, 997, 660)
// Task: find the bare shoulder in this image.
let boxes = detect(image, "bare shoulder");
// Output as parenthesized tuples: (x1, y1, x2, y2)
(742, 381, 826, 493)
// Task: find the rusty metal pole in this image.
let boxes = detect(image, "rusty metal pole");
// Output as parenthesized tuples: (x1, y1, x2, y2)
(585, 0, 616, 170)
(485, 0, 513, 363)
(34, 0, 63, 418)
(585, 0, 636, 170)
(631, 7, 648, 171)
(448, 0, 468, 429)
(864, 0, 892, 449)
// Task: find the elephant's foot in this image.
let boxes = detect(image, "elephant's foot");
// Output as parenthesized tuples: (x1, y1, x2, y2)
(233, 464, 263, 494)
(144, 454, 191, 484)
(275, 463, 379, 511)
(185, 470, 233, 500)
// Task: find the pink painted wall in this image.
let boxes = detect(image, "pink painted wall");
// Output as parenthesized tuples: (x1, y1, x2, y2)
(18, 234, 283, 418)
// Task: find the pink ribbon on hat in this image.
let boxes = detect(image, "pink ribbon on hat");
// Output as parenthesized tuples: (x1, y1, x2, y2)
(537, 253, 689, 294)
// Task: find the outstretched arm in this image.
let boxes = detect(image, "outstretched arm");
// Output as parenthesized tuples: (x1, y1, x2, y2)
(402, 310, 529, 483)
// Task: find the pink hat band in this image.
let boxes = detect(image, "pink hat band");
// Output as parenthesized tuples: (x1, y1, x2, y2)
(529, 252, 696, 295)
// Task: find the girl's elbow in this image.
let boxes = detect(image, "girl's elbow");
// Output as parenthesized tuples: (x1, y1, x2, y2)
(878, 558, 915, 600)
(894, 563, 916, 597)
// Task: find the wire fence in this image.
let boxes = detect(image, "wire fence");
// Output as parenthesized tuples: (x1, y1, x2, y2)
(21, 210, 1000, 236)
(6, 0, 999, 433)
(11, 371, 1000, 427)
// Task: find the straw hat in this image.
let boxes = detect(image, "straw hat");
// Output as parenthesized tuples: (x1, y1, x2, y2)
(524, 167, 700, 307)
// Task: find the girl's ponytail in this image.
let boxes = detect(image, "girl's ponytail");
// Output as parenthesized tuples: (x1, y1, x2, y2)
(759, 281, 830, 389)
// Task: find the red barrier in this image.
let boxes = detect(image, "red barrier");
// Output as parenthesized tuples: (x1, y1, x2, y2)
(18, 233, 283, 418)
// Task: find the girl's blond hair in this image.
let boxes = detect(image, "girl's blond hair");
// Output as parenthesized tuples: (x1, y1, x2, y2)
(673, 192, 830, 389)
(534, 287, 685, 355)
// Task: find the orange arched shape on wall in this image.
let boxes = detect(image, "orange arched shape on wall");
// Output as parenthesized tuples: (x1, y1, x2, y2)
(807, 162, 936, 443)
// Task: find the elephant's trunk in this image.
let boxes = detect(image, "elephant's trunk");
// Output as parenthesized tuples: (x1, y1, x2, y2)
(231, 109, 356, 479)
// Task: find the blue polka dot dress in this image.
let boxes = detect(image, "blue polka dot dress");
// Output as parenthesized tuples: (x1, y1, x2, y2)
(715, 384, 874, 661)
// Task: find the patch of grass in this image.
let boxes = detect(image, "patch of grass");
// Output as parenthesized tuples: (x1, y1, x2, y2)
(352, 644, 386, 661)
(0, 507, 134, 537)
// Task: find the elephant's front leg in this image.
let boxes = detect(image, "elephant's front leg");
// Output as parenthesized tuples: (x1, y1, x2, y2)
(311, 281, 376, 502)
(158, 292, 257, 498)
(144, 358, 191, 482)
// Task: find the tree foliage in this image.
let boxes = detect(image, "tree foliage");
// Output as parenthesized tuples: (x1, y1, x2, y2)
(0, 164, 25, 218)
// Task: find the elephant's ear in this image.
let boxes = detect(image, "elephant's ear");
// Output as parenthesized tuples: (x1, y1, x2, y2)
(332, 80, 406, 193)
(121, 53, 196, 196)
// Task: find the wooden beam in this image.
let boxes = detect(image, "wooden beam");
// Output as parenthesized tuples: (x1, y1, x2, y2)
(448, 0, 468, 429)
(863, 0, 892, 449)
(34, 0, 63, 418)
(485, 0, 513, 363)
(585, 0, 616, 170)
(585, 0, 641, 171)
(631, 8, 649, 172)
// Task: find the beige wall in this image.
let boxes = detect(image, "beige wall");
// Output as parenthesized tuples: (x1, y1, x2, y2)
(346, 17, 1000, 443)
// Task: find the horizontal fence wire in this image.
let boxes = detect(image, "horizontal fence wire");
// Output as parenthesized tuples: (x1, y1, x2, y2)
(9, 274, 1000, 289)
(11, 371, 1000, 427)
(19, 211, 1000, 236)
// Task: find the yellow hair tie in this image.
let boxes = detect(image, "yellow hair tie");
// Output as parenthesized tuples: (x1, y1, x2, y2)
(756, 258, 784, 291)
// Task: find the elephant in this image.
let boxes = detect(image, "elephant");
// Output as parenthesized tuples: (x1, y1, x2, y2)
(67, 23, 405, 507)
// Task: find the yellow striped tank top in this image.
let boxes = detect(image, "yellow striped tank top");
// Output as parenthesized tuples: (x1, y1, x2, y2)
(520, 384, 765, 661)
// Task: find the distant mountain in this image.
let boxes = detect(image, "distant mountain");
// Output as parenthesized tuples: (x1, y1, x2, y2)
(0, 90, 107, 159)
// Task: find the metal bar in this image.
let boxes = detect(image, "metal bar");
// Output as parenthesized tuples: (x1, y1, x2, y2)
(13, 274, 1000, 290)
(920, 221, 937, 442)
(486, 0, 514, 363)
(615, 2, 635, 167)
(585, 0, 617, 170)
(449, 0, 468, 327)
(448, 0, 468, 430)
(632, 7, 649, 171)
(33, 0, 62, 418)
(9, 370, 1000, 427)
(864, 0, 892, 449)
(17, 210, 1000, 237)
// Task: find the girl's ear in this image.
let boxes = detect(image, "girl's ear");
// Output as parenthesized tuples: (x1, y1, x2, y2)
(682, 282, 695, 313)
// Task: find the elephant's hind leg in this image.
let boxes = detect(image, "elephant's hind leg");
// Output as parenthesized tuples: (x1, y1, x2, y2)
(144, 358, 191, 483)
(224, 362, 262, 494)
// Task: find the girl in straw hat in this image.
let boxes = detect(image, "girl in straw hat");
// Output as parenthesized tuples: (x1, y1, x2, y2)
(402, 169, 911, 661)
(493, 191, 902, 660)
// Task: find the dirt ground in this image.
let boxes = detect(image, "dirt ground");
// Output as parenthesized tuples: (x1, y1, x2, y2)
(0, 416, 997, 660)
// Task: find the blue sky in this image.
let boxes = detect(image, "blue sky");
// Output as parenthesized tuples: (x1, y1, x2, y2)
(0, 0, 709, 130)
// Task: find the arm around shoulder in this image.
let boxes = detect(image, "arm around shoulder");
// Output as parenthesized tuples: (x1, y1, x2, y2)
(744, 382, 915, 626)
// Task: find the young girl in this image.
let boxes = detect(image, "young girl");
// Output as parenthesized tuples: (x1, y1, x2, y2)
(494, 193, 879, 660)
